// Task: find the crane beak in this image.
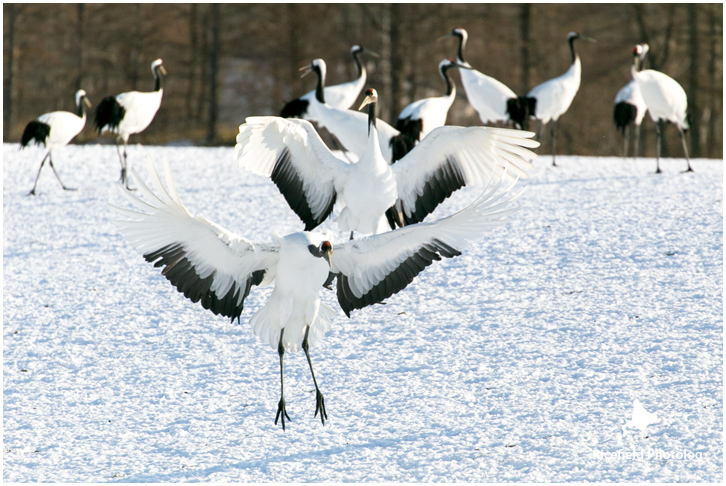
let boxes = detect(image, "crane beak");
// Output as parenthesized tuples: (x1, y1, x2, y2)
(323, 248, 332, 268)
(83, 97, 92, 108)
(358, 93, 374, 111)
(581, 35, 597, 43)
(363, 48, 380, 58)
(438, 33, 454, 41)
(299, 64, 313, 78)
(159, 65, 168, 76)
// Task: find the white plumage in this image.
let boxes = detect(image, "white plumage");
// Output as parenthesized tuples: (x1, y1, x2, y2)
(630, 43, 693, 173)
(112, 158, 525, 429)
(235, 89, 538, 236)
(300, 59, 414, 164)
(525, 31, 595, 166)
(280, 45, 374, 119)
(20, 89, 91, 195)
(395, 58, 466, 142)
(442, 27, 521, 127)
(95, 58, 166, 188)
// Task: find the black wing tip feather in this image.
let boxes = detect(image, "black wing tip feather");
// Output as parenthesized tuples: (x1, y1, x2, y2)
(389, 132, 417, 163)
(280, 98, 310, 119)
(506, 96, 532, 130)
(94, 95, 125, 133)
(270, 147, 336, 231)
(20, 120, 50, 148)
(336, 238, 461, 317)
(395, 117, 424, 145)
(392, 155, 467, 229)
(613, 102, 637, 134)
(143, 243, 265, 322)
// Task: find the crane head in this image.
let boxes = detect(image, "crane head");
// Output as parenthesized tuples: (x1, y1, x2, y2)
(359, 88, 378, 111)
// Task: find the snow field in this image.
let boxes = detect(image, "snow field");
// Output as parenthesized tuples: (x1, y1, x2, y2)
(3, 143, 722, 481)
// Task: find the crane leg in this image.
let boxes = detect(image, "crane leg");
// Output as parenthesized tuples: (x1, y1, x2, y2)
(48, 154, 76, 191)
(678, 127, 694, 173)
(551, 120, 557, 167)
(623, 125, 630, 160)
(28, 152, 50, 196)
(274, 329, 291, 431)
(115, 139, 126, 184)
(654, 122, 662, 174)
(634, 124, 641, 159)
(302, 326, 327, 425)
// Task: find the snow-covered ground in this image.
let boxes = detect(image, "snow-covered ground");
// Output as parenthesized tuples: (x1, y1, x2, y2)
(3, 143, 722, 482)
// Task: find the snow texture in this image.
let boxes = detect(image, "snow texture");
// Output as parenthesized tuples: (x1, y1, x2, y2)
(3, 143, 723, 482)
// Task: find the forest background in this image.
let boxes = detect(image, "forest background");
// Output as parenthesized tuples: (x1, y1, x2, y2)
(3, 3, 723, 159)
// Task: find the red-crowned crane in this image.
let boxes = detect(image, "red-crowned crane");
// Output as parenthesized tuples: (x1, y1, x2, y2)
(112, 159, 525, 430)
(440, 27, 524, 128)
(630, 43, 693, 173)
(235, 88, 538, 239)
(395, 58, 469, 143)
(95, 58, 166, 189)
(299, 59, 415, 163)
(280, 45, 377, 119)
(20, 89, 91, 195)
(524, 32, 595, 166)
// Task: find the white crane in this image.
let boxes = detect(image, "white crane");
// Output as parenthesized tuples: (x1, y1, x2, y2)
(524, 31, 595, 166)
(299, 59, 415, 163)
(441, 27, 524, 128)
(631, 43, 693, 173)
(395, 58, 468, 142)
(95, 58, 166, 189)
(235, 88, 538, 238)
(613, 80, 647, 159)
(280, 45, 376, 119)
(20, 89, 91, 195)
(112, 159, 525, 430)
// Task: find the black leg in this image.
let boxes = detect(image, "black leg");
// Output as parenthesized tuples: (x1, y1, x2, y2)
(634, 123, 641, 159)
(115, 139, 125, 183)
(654, 122, 662, 174)
(678, 127, 693, 173)
(551, 120, 557, 167)
(274, 329, 291, 431)
(48, 155, 76, 191)
(303, 326, 327, 425)
(349, 231, 354, 241)
(28, 152, 49, 196)
(622, 125, 630, 159)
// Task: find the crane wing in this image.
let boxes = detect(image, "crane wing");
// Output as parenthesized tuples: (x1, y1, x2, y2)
(235, 116, 349, 231)
(389, 126, 537, 227)
(331, 177, 524, 317)
(111, 161, 279, 323)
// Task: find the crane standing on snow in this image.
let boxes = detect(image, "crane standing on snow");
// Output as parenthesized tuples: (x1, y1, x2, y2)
(521, 31, 596, 166)
(95, 58, 167, 189)
(630, 43, 693, 173)
(20, 89, 91, 195)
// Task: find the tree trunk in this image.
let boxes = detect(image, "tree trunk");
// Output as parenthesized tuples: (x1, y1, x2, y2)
(3, 3, 17, 140)
(206, 3, 220, 145)
(75, 4, 85, 92)
(519, 3, 531, 94)
(687, 4, 700, 157)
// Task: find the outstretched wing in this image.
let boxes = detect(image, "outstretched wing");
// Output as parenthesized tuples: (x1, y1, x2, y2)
(235, 116, 350, 231)
(111, 161, 279, 322)
(388, 126, 537, 228)
(331, 176, 524, 317)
